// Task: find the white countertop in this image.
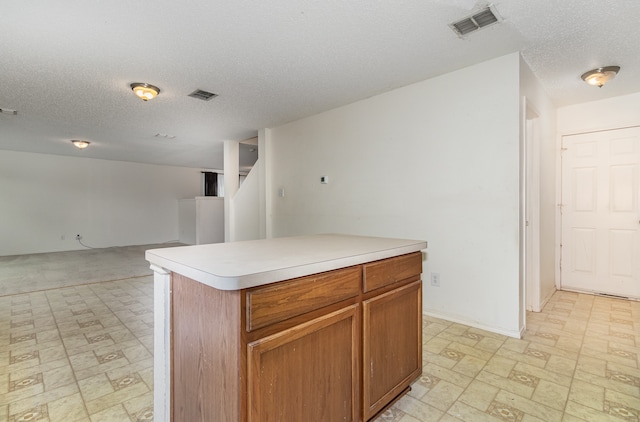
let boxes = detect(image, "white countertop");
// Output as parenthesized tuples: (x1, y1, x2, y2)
(145, 234, 427, 290)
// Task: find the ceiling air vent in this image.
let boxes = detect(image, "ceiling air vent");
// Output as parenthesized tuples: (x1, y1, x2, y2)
(188, 89, 218, 101)
(450, 5, 501, 37)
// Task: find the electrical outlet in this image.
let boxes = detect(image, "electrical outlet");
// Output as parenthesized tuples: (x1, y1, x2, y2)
(76, 234, 82, 240)
(430, 272, 440, 287)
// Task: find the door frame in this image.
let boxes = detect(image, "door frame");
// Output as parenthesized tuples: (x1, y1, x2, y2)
(524, 104, 541, 312)
(521, 97, 543, 315)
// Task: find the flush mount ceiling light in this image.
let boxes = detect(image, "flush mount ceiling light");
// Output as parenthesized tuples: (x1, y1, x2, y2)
(581, 66, 620, 87)
(130, 83, 161, 101)
(71, 140, 90, 149)
(0, 108, 18, 115)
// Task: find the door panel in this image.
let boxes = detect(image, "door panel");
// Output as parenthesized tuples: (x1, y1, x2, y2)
(246, 305, 360, 422)
(362, 281, 422, 420)
(561, 126, 640, 298)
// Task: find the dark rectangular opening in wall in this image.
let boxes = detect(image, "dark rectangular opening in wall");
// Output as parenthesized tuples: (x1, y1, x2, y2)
(203, 172, 218, 196)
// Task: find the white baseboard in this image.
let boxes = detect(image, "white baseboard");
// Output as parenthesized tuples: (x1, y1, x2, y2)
(423, 310, 522, 339)
(539, 287, 555, 310)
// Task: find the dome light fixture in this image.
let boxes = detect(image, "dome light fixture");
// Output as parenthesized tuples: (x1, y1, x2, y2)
(581, 66, 620, 88)
(130, 82, 161, 101)
(71, 140, 90, 149)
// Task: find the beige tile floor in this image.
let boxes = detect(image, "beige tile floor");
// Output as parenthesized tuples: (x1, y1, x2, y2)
(1, 250, 638, 421)
(1, 276, 154, 422)
(378, 292, 639, 422)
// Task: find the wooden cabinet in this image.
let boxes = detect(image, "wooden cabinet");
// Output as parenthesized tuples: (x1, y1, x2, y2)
(247, 305, 360, 422)
(169, 252, 422, 422)
(244, 266, 362, 422)
(362, 252, 423, 293)
(362, 281, 422, 419)
(245, 266, 361, 332)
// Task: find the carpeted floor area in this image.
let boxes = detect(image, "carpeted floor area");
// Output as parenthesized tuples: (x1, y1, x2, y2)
(0, 244, 182, 297)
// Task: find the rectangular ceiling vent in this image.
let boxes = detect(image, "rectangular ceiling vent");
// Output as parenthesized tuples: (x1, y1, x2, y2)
(450, 5, 501, 37)
(188, 89, 218, 101)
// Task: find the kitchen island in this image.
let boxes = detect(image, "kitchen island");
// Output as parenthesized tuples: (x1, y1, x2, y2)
(146, 234, 427, 422)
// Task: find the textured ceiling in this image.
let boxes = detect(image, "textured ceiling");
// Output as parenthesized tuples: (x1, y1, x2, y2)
(1, 0, 639, 169)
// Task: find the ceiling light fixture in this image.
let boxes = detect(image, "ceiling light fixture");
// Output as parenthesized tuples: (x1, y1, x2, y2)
(130, 83, 161, 101)
(581, 66, 620, 87)
(71, 140, 90, 149)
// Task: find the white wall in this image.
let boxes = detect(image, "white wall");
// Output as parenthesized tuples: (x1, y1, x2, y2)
(0, 150, 202, 256)
(178, 199, 197, 245)
(178, 197, 225, 245)
(519, 57, 558, 312)
(232, 159, 261, 241)
(258, 129, 272, 239)
(557, 91, 640, 134)
(195, 197, 225, 244)
(224, 140, 240, 242)
(266, 53, 523, 337)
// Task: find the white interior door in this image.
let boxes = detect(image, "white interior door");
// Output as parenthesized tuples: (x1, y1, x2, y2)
(561, 126, 640, 298)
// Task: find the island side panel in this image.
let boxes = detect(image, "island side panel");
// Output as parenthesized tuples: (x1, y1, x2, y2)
(151, 265, 172, 422)
(171, 273, 241, 422)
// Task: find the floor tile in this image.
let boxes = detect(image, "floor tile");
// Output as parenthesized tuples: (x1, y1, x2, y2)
(5, 248, 640, 422)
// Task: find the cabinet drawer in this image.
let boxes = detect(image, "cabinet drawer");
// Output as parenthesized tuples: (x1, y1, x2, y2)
(246, 266, 361, 332)
(362, 252, 422, 293)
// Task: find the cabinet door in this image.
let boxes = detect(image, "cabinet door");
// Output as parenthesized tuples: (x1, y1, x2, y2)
(362, 280, 422, 420)
(247, 304, 360, 422)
